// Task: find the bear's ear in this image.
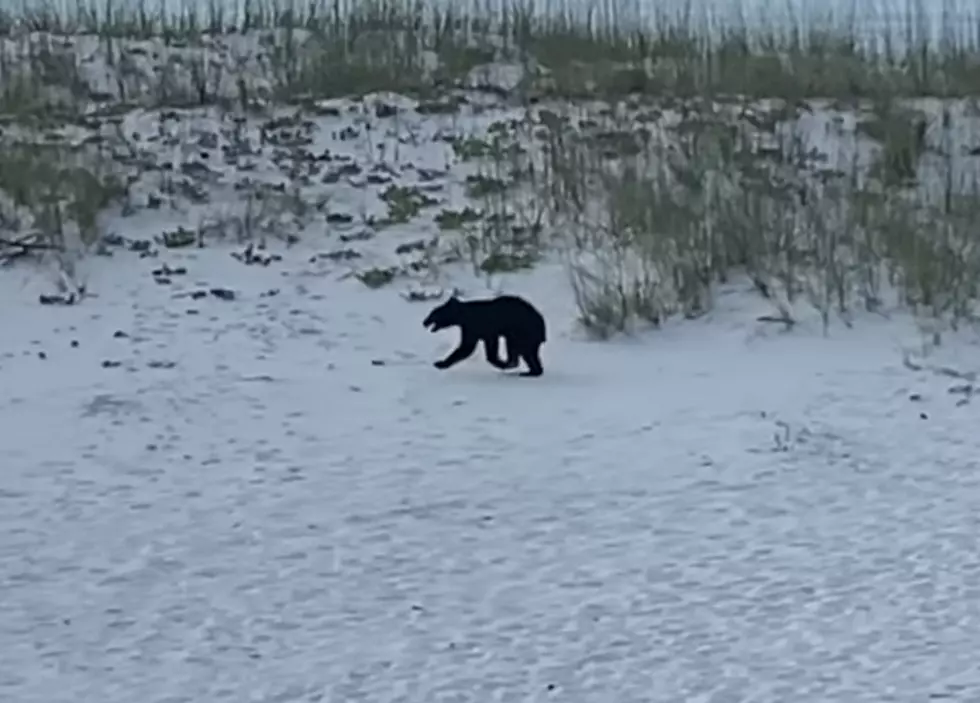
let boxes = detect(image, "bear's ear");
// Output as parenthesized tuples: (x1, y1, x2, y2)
(447, 287, 462, 302)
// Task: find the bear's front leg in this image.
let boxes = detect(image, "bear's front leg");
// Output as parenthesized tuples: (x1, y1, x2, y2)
(482, 336, 516, 370)
(435, 335, 477, 370)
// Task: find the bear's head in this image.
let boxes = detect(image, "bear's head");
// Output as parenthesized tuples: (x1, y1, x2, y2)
(423, 296, 461, 332)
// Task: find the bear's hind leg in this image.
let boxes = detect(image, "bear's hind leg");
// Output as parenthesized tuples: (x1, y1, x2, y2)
(517, 341, 544, 377)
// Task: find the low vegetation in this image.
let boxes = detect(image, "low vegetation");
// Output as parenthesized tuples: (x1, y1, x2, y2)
(4, 0, 980, 342)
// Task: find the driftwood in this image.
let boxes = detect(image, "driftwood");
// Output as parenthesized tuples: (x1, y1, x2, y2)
(0, 232, 60, 264)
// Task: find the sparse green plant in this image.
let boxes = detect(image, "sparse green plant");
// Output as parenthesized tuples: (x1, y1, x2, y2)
(162, 226, 197, 248)
(357, 265, 398, 288)
(381, 184, 438, 224)
(464, 174, 510, 199)
(451, 136, 495, 162)
(435, 206, 482, 230)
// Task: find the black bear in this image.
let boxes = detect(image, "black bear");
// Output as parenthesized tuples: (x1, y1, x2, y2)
(423, 294, 547, 377)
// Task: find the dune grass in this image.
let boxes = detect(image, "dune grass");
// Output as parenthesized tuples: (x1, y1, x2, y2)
(3, 0, 980, 343)
(3, 0, 980, 107)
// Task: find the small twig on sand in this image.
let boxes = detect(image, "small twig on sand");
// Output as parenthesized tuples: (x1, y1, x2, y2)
(0, 233, 61, 264)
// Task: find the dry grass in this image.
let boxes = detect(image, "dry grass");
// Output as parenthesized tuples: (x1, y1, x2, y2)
(3, 0, 980, 338)
(536, 97, 980, 339)
(3, 0, 980, 108)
